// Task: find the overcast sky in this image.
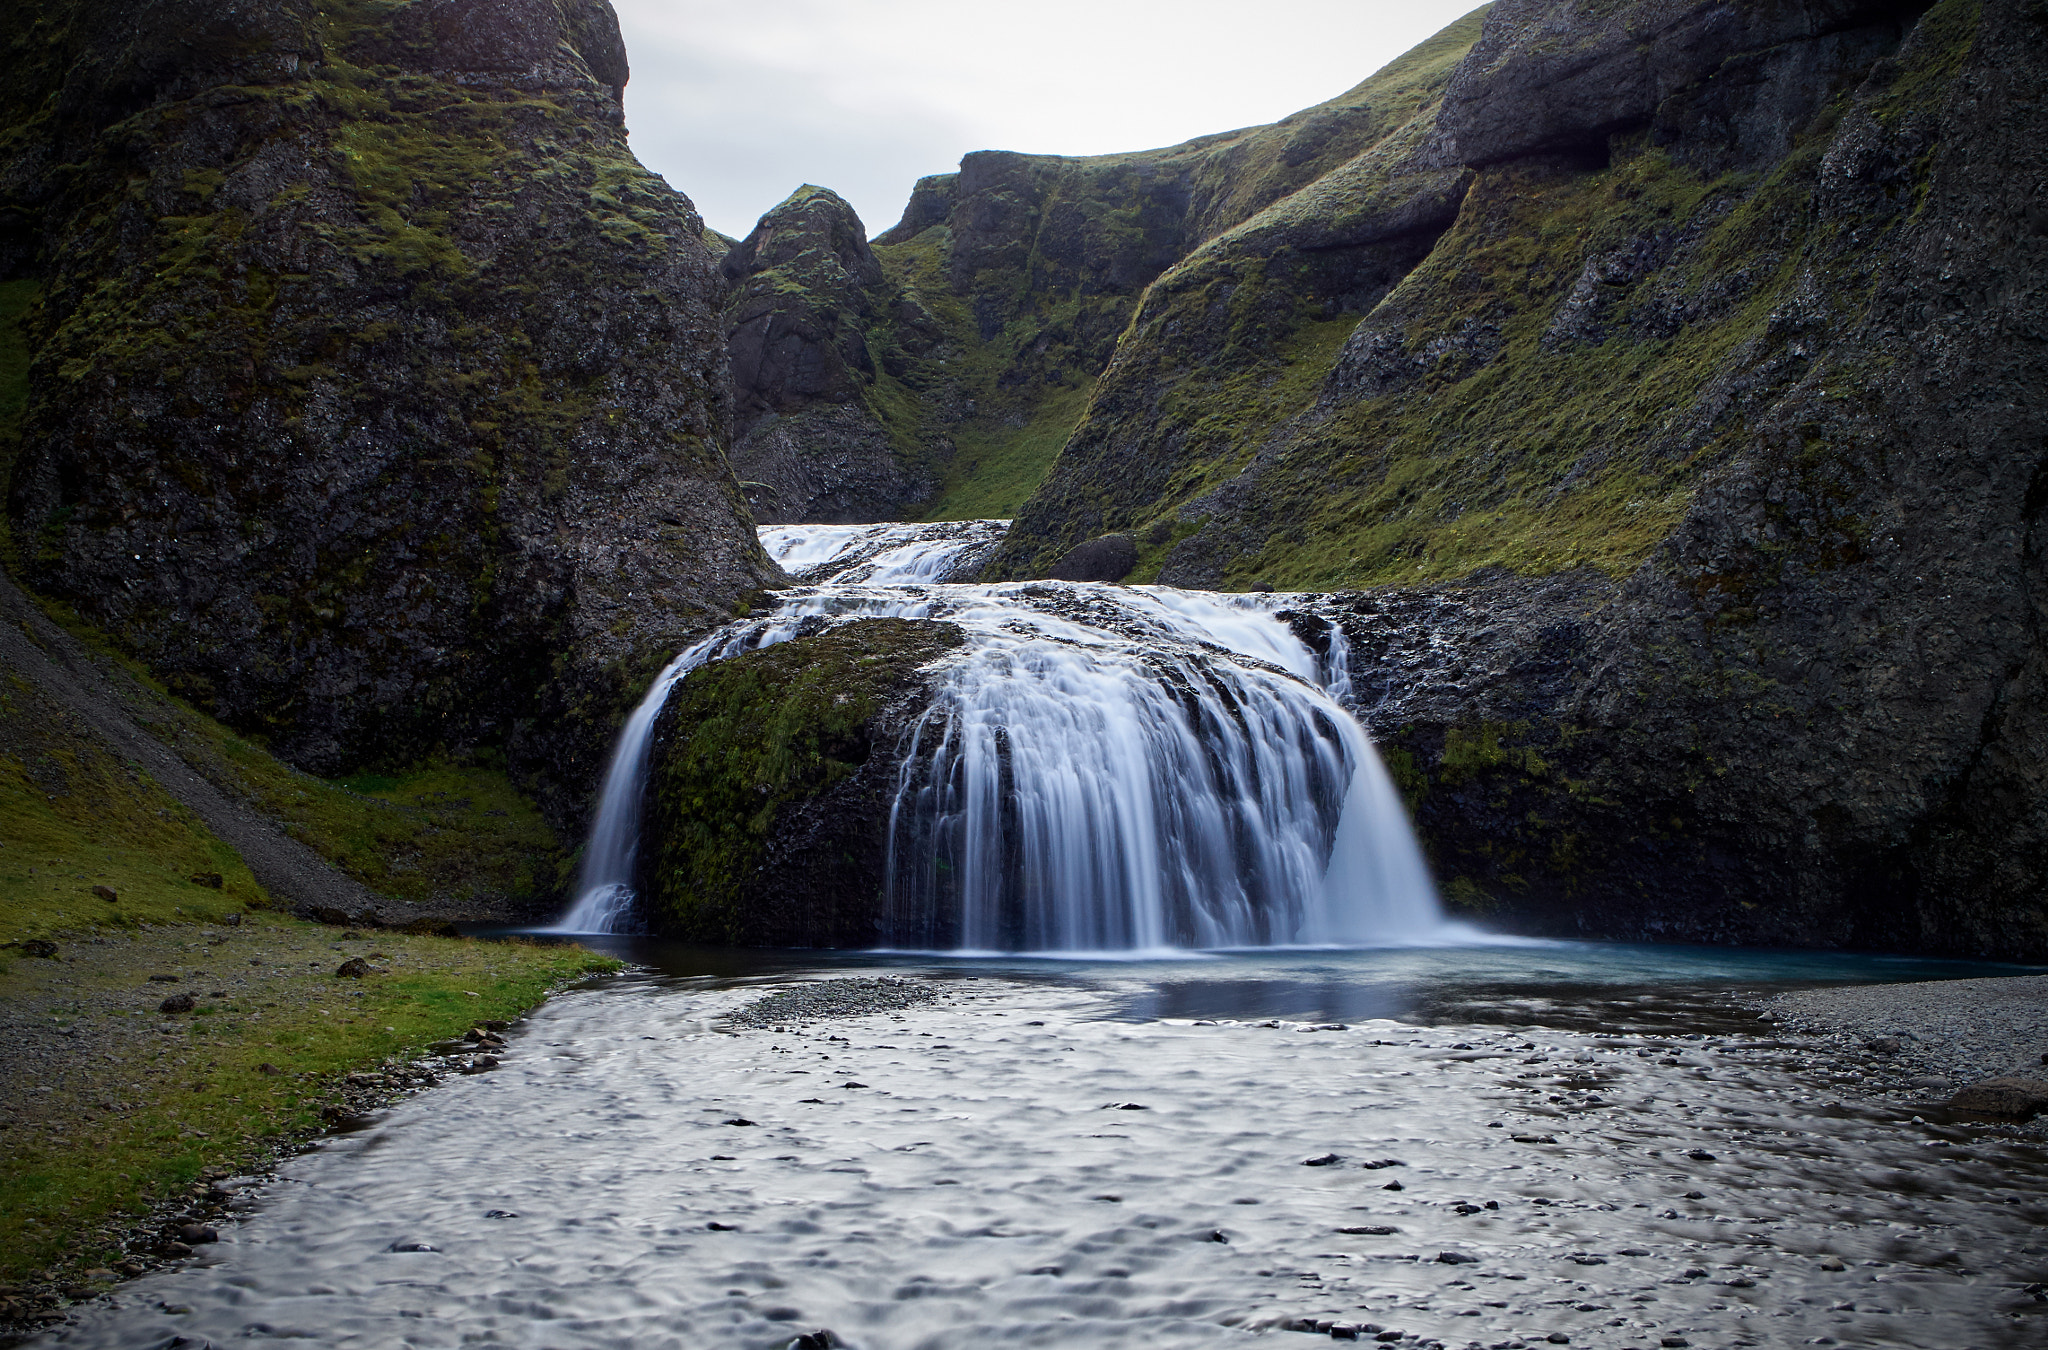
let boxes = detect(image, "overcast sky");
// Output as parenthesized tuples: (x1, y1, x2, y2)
(610, 0, 1490, 241)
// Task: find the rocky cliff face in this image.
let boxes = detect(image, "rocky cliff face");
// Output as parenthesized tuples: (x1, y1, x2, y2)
(0, 0, 779, 814)
(698, 0, 2048, 959)
(974, 0, 2042, 959)
(709, 10, 1493, 525)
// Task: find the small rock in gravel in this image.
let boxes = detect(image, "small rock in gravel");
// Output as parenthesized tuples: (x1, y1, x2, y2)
(335, 957, 371, 978)
(92, 885, 117, 902)
(159, 1240, 192, 1258)
(1948, 1077, 2048, 1118)
(311, 907, 350, 926)
(20, 939, 57, 958)
(159, 993, 196, 1013)
(147, 973, 179, 983)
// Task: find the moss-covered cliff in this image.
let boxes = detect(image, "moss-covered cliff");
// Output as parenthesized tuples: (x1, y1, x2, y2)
(640, 617, 963, 945)
(0, 0, 779, 818)
(712, 8, 1494, 527)
(699, 0, 2048, 959)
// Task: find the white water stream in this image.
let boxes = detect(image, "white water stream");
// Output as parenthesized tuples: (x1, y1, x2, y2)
(552, 522, 1445, 950)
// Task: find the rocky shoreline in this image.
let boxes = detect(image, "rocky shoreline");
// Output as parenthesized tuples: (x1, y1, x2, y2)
(1755, 973, 2048, 1137)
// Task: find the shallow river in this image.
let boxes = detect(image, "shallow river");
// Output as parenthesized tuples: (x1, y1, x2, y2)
(39, 945, 2048, 1349)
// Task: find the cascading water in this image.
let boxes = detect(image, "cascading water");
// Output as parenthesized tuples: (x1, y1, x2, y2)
(551, 520, 1448, 949)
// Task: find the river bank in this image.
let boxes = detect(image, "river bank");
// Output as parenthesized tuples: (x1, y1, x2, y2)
(0, 912, 618, 1337)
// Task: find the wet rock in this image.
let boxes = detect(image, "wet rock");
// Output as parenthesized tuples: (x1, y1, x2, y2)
(1685, 1149, 1717, 1162)
(1948, 1077, 2048, 1118)
(788, 1331, 839, 1350)
(1683, 1190, 1705, 1200)
(386, 1241, 436, 1253)
(1303, 1153, 1343, 1166)
(1512, 1133, 1557, 1144)
(175, 1224, 216, 1245)
(159, 993, 196, 1014)
(334, 957, 371, 978)
(1358, 1158, 1405, 1170)
(707, 1221, 740, 1231)
(1817, 1256, 1846, 1271)
(484, 1210, 518, 1219)
(1381, 1180, 1404, 1191)
(159, 1240, 192, 1258)
(460, 1056, 500, 1074)
(723, 1118, 758, 1126)
(92, 885, 117, 902)
(1436, 1251, 1479, 1264)
(1338, 1225, 1400, 1235)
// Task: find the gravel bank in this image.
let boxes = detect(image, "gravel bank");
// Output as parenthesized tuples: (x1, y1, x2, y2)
(722, 976, 946, 1028)
(1760, 974, 2048, 1133)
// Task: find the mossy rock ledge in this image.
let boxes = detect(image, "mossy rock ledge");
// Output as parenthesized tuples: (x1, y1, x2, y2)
(640, 617, 965, 945)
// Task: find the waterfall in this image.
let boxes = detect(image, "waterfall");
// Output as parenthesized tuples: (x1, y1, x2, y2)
(550, 521, 1445, 948)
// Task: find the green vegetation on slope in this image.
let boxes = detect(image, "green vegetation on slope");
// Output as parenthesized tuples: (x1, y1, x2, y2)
(1, 630, 615, 1288)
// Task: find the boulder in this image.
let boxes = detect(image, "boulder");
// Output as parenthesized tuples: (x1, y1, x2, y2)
(1947, 1078, 2048, 1119)
(1047, 535, 1138, 583)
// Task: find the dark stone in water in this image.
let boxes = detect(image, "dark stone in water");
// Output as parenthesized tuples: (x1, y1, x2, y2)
(176, 1224, 216, 1245)
(386, 1241, 435, 1252)
(1686, 1149, 1717, 1161)
(1381, 1180, 1404, 1191)
(1436, 1250, 1479, 1264)
(1303, 1153, 1342, 1167)
(1205, 1229, 1230, 1243)
(1337, 1225, 1399, 1235)
(1358, 1159, 1405, 1170)
(1684, 1190, 1706, 1199)
(1047, 533, 1137, 583)
(1948, 1076, 2048, 1118)
(484, 1210, 518, 1219)
(788, 1332, 839, 1350)
(724, 1118, 758, 1126)
(707, 1221, 739, 1231)
(1513, 1134, 1557, 1144)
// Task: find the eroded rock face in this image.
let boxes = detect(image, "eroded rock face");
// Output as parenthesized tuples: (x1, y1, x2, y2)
(1, 0, 778, 807)
(720, 187, 937, 523)
(639, 618, 964, 946)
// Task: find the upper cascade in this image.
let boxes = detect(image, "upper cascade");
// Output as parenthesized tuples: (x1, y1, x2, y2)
(553, 522, 1449, 952)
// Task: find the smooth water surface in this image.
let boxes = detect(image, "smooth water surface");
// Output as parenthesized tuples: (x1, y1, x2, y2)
(41, 945, 2048, 1349)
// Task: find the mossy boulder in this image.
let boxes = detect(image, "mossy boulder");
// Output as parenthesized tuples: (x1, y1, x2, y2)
(0, 0, 778, 816)
(640, 617, 964, 946)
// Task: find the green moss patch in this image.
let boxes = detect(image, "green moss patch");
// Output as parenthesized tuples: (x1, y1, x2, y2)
(644, 618, 963, 942)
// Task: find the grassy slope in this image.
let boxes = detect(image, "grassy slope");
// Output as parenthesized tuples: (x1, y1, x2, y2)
(1002, 0, 1980, 590)
(0, 662, 615, 1284)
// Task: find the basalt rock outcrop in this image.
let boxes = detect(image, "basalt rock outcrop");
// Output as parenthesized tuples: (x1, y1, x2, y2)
(0, 0, 778, 813)
(639, 617, 964, 945)
(1179, 0, 2046, 961)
